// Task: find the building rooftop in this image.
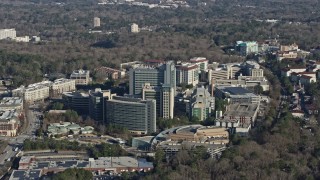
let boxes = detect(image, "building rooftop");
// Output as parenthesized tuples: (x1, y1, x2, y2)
(216, 86, 253, 95)
(71, 69, 90, 75)
(223, 103, 259, 118)
(0, 97, 22, 107)
(95, 66, 121, 73)
(177, 63, 198, 70)
(0, 110, 17, 121)
(301, 75, 313, 79)
(53, 78, 75, 84)
(10, 170, 42, 180)
(0, 28, 15, 31)
(190, 57, 208, 63)
(133, 136, 154, 143)
(19, 156, 153, 171)
(62, 91, 89, 98)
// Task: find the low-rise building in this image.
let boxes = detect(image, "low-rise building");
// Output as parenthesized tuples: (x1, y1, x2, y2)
(70, 69, 91, 85)
(132, 136, 154, 151)
(189, 57, 208, 73)
(15, 36, 30, 42)
(0, 97, 23, 111)
(215, 103, 260, 135)
(24, 81, 51, 103)
(51, 78, 76, 97)
(131, 23, 140, 33)
(9, 170, 42, 180)
(0, 110, 19, 136)
(94, 66, 125, 80)
(235, 41, 259, 56)
(47, 122, 94, 137)
(277, 51, 298, 61)
(300, 75, 317, 85)
(291, 110, 304, 118)
(215, 86, 260, 104)
(280, 43, 299, 52)
(17, 156, 153, 174)
(242, 61, 264, 77)
(207, 65, 241, 81)
(0, 29, 16, 40)
(12, 81, 52, 103)
(152, 125, 229, 158)
(281, 67, 306, 77)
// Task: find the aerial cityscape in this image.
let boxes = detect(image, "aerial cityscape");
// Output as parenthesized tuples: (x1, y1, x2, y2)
(1, 0, 320, 179)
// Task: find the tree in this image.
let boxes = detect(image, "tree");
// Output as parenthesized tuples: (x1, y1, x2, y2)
(190, 116, 200, 123)
(253, 85, 263, 95)
(53, 168, 93, 180)
(201, 117, 215, 126)
(155, 149, 165, 165)
(215, 98, 227, 112)
(52, 102, 64, 110)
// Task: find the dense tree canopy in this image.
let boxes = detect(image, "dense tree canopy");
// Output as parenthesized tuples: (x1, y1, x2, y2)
(53, 168, 93, 180)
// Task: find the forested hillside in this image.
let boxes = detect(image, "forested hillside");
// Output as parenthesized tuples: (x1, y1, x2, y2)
(1, 0, 320, 87)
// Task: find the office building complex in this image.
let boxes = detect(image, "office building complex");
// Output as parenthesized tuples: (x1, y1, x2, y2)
(89, 88, 115, 122)
(188, 87, 215, 121)
(51, 78, 76, 97)
(131, 23, 140, 33)
(106, 96, 156, 134)
(142, 84, 161, 116)
(62, 92, 89, 115)
(70, 69, 91, 85)
(152, 125, 228, 158)
(0, 29, 16, 40)
(235, 41, 258, 56)
(129, 61, 176, 96)
(160, 84, 175, 119)
(214, 76, 270, 92)
(189, 57, 208, 73)
(142, 83, 174, 119)
(93, 17, 101, 27)
(215, 86, 260, 104)
(176, 63, 199, 86)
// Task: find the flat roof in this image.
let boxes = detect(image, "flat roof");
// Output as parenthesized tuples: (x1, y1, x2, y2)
(53, 78, 75, 84)
(218, 86, 252, 95)
(0, 110, 17, 120)
(21, 156, 153, 170)
(190, 57, 208, 62)
(0, 97, 22, 106)
(62, 91, 89, 97)
(11, 170, 41, 180)
(71, 69, 90, 75)
(223, 103, 259, 117)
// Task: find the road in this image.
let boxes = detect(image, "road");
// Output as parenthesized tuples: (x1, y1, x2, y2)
(0, 106, 41, 165)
